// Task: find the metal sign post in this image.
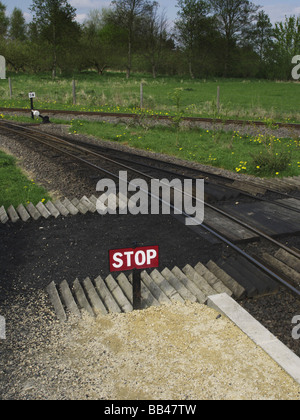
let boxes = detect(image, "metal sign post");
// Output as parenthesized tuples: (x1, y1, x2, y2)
(132, 269, 142, 310)
(132, 242, 141, 310)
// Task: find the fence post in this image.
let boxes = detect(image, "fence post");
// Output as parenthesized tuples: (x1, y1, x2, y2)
(217, 86, 220, 114)
(140, 82, 143, 109)
(8, 77, 12, 99)
(72, 79, 76, 105)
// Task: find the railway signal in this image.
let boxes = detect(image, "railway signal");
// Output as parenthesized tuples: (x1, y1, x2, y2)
(29, 92, 36, 119)
(28, 92, 50, 123)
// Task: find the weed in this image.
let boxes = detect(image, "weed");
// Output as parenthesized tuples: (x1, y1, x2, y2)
(249, 134, 292, 176)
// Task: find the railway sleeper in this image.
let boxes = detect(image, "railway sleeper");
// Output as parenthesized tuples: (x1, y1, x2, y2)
(47, 257, 283, 322)
(261, 252, 300, 288)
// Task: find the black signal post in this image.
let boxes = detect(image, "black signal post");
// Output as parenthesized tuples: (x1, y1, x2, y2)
(132, 268, 142, 311)
(29, 92, 36, 120)
(132, 242, 142, 310)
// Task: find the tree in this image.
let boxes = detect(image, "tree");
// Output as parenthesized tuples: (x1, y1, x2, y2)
(209, 0, 260, 75)
(254, 10, 273, 61)
(142, 4, 172, 78)
(235, 9, 273, 77)
(271, 15, 300, 79)
(0, 1, 9, 38)
(175, 0, 215, 78)
(81, 9, 108, 74)
(110, 0, 158, 78)
(29, 0, 80, 78)
(81, 8, 125, 74)
(9, 8, 27, 41)
(273, 15, 300, 58)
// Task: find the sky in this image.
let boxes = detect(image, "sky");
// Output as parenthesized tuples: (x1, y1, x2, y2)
(3, 0, 300, 25)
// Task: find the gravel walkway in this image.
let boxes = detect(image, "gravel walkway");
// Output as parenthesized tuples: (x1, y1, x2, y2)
(1, 297, 300, 400)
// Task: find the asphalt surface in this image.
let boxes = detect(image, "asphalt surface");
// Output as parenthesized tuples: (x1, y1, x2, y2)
(0, 212, 227, 305)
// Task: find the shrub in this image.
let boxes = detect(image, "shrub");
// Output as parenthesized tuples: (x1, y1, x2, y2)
(249, 133, 292, 176)
(250, 150, 291, 176)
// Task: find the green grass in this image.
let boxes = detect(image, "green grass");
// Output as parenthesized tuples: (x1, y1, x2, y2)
(0, 150, 51, 209)
(1, 72, 300, 123)
(69, 119, 300, 178)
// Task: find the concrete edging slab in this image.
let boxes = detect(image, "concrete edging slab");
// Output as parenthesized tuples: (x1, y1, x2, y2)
(207, 293, 300, 385)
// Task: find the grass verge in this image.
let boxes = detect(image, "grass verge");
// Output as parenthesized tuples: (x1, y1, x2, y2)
(69, 119, 300, 178)
(0, 149, 51, 209)
(1, 112, 299, 179)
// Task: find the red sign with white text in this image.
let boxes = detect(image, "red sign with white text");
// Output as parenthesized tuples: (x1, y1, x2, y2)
(109, 246, 159, 272)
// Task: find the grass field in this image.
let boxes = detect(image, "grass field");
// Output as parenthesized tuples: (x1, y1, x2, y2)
(0, 150, 51, 208)
(0, 72, 299, 181)
(0, 72, 300, 122)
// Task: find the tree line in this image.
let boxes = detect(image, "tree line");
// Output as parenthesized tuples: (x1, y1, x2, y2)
(0, 0, 299, 80)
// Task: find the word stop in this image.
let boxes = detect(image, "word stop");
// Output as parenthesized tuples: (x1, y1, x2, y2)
(109, 246, 159, 272)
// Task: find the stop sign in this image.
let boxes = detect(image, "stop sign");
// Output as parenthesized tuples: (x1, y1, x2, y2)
(109, 246, 159, 272)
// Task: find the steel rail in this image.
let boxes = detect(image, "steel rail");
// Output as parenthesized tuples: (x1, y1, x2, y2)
(71, 143, 300, 215)
(2, 119, 300, 211)
(40, 134, 300, 260)
(1, 120, 299, 296)
(109, 152, 300, 201)
(28, 119, 300, 201)
(80, 140, 300, 201)
(1, 116, 300, 202)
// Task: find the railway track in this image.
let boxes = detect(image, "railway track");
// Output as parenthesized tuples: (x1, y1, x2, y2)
(1, 106, 300, 130)
(65, 135, 300, 210)
(1, 119, 300, 311)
